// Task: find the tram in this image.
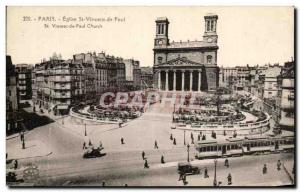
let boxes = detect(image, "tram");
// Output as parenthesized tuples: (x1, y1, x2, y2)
(195, 133, 294, 159)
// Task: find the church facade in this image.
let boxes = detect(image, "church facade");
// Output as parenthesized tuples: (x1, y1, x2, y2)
(153, 14, 219, 92)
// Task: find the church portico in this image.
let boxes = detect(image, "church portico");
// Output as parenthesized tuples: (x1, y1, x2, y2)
(154, 58, 205, 92)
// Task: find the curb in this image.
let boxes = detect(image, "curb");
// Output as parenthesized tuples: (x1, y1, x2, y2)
(6, 131, 29, 141)
(282, 162, 294, 184)
(13, 152, 53, 161)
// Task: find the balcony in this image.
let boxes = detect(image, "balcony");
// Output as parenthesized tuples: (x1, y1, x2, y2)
(52, 76, 71, 82)
(52, 92, 71, 98)
(51, 84, 71, 90)
(282, 79, 294, 88)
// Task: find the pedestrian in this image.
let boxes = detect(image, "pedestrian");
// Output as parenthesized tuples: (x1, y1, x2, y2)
(88, 139, 92, 146)
(277, 160, 281, 171)
(19, 132, 22, 141)
(121, 137, 124, 145)
(170, 134, 173, 140)
(227, 173, 232, 185)
(161, 155, 165, 164)
(224, 159, 229, 168)
(198, 134, 201, 141)
(263, 164, 267, 174)
(14, 159, 18, 170)
(202, 134, 206, 141)
(144, 159, 149, 168)
(183, 173, 187, 185)
(142, 151, 145, 160)
(118, 119, 122, 128)
(154, 140, 159, 149)
(204, 167, 209, 178)
(191, 132, 194, 140)
(124, 184, 128, 187)
(173, 138, 176, 145)
(83, 141, 86, 149)
(22, 139, 25, 149)
(178, 172, 184, 181)
(102, 181, 105, 186)
(191, 138, 194, 144)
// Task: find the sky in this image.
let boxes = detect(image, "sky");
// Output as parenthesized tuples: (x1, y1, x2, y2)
(6, 6, 294, 67)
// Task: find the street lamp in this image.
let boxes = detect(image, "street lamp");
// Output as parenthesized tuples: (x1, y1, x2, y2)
(187, 144, 190, 162)
(184, 130, 186, 145)
(213, 159, 217, 187)
(173, 103, 176, 113)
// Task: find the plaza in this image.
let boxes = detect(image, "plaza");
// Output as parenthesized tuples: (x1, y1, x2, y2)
(6, 88, 295, 186)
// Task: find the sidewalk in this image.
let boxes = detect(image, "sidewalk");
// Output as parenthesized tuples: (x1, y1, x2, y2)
(7, 139, 52, 160)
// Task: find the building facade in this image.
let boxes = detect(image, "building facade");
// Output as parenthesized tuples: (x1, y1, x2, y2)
(15, 64, 33, 102)
(219, 67, 237, 88)
(140, 67, 154, 89)
(277, 61, 294, 131)
(153, 14, 219, 92)
(33, 58, 85, 115)
(6, 56, 19, 132)
(263, 64, 281, 99)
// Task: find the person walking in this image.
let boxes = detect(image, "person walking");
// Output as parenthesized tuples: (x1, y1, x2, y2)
(173, 138, 176, 145)
(204, 167, 209, 178)
(88, 139, 92, 146)
(161, 155, 165, 164)
(83, 141, 86, 149)
(263, 164, 267, 174)
(227, 173, 232, 185)
(277, 160, 281, 171)
(142, 151, 145, 160)
(121, 137, 124, 145)
(144, 159, 149, 168)
(14, 159, 18, 170)
(224, 159, 229, 168)
(154, 140, 159, 149)
(170, 134, 173, 140)
(198, 134, 201, 141)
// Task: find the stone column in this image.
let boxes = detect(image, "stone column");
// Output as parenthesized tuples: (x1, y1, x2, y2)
(165, 70, 169, 91)
(190, 70, 193, 91)
(198, 69, 202, 92)
(158, 70, 161, 91)
(173, 71, 176, 91)
(181, 70, 185, 91)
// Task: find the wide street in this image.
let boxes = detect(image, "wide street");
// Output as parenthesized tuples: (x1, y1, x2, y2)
(6, 99, 295, 186)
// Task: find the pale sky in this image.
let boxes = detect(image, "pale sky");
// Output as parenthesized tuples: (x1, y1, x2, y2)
(6, 6, 294, 67)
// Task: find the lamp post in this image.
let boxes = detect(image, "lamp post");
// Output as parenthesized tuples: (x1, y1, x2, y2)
(184, 130, 186, 145)
(84, 123, 87, 136)
(213, 159, 217, 187)
(187, 144, 190, 162)
(173, 103, 176, 113)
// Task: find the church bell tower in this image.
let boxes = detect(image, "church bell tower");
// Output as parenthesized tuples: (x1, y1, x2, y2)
(203, 14, 218, 43)
(154, 17, 169, 47)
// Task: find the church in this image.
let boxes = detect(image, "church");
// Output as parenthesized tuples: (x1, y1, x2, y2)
(153, 14, 219, 92)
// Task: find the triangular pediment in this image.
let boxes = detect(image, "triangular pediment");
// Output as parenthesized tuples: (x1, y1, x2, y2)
(160, 57, 202, 67)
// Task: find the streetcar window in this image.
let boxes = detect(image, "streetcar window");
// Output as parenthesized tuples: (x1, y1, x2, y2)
(218, 146, 221, 151)
(214, 146, 217, 151)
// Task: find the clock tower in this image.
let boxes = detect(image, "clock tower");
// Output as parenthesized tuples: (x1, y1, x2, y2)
(154, 17, 169, 47)
(203, 14, 218, 43)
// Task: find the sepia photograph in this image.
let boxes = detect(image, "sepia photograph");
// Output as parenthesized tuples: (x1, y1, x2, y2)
(5, 6, 295, 187)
